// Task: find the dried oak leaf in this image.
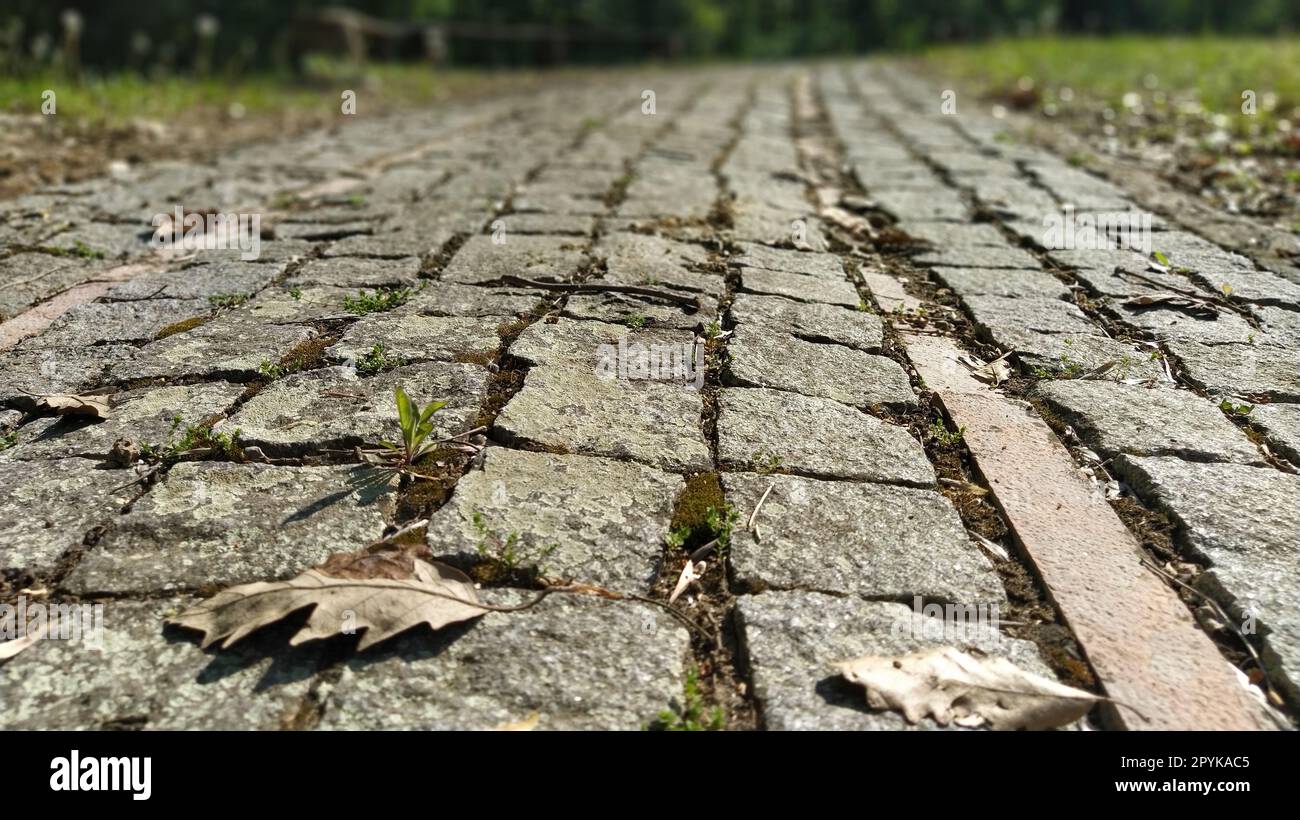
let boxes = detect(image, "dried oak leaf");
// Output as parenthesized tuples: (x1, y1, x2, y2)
(38, 393, 111, 419)
(836, 646, 1099, 730)
(168, 547, 485, 651)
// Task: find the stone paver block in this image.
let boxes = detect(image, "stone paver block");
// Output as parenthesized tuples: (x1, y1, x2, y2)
(874, 188, 971, 222)
(987, 328, 1165, 381)
(1035, 380, 1263, 464)
(1115, 456, 1300, 699)
(218, 363, 486, 456)
(596, 232, 716, 294)
(319, 595, 688, 730)
(736, 591, 1051, 730)
(495, 212, 595, 235)
(738, 267, 860, 307)
(729, 293, 883, 351)
(104, 260, 283, 302)
(724, 473, 1003, 603)
(1117, 305, 1256, 345)
(726, 326, 914, 408)
(329, 314, 501, 365)
(2, 382, 244, 462)
(427, 448, 681, 588)
(495, 365, 709, 473)
(112, 318, 318, 382)
(717, 387, 933, 486)
(916, 244, 1041, 270)
(66, 462, 395, 593)
(962, 294, 1098, 336)
(20, 299, 211, 349)
(1170, 341, 1300, 402)
(403, 282, 543, 318)
(0, 345, 135, 408)
(563, 291, 718, 330)
(0, 458, 136, 572)
(0, 254, 101, 320)
(441, 235, 589, 285)
(731, 242, 844, 278)
(286, 256, 422, 289)
(932, 267, 1070, 300)
(0, 597, 321, 730)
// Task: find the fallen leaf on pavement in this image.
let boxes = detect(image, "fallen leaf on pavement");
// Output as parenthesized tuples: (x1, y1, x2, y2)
(37, 393, 112, 419)
(959, 351, 1013, 386)
(168, 544, 486, 651)
(835, 646, 1099, 730)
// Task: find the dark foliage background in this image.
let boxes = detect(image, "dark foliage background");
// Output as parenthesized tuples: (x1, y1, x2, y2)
(3, 0, 1296, 70)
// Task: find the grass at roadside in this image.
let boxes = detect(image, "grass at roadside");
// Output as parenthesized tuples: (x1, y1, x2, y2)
(0, 58, 501, 124)
(923, 36, 1300, 139)
(918, 36, 1300, 228)
(0, 58, 539, 199)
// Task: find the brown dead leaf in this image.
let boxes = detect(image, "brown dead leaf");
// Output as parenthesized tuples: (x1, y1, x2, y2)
(168, 548, 485, 651)
(959, 351, 1013, 386)
(38, 393, 111, 419)
(836, 646, 1099, 730)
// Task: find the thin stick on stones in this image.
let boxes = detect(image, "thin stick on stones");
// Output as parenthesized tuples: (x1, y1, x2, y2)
(495, 275, 702, 309)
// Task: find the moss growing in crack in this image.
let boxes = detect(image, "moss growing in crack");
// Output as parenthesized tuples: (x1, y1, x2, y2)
(38, 240, 106, 260)
(452, 349, 496, 367)
(667, 473, 738, 556)
(154, 315, 209, 340)
(649, 666, 724, 731)
(259, 336, 335, 382)
(0, 430, 18, 451)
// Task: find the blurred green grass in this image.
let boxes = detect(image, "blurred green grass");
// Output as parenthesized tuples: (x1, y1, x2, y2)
(924, 36, 1300, 135)
(0, 58, 487, 124)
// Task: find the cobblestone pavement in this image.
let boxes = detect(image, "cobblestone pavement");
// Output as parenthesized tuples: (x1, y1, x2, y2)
(1, 62, 1296, 730)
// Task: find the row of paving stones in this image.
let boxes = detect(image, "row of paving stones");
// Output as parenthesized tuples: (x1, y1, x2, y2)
(0, 72, 726, 729)
(843, 63, 1300, 703)
(2, 63, 1093, 730)
(707, 73, 1061, 730)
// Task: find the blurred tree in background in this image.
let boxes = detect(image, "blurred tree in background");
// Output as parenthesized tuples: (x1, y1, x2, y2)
(0, 0, 1295, 73)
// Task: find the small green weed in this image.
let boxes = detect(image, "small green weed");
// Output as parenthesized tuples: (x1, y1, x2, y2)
(928, 417, 966, 447)
(208, 292, 250, 309)
(356, 344, 407, 376)
(343, 285, 416, 316)
(652, 667, 724, 731)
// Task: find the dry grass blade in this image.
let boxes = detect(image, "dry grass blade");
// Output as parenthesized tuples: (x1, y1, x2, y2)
(0, 620, 48, 661)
